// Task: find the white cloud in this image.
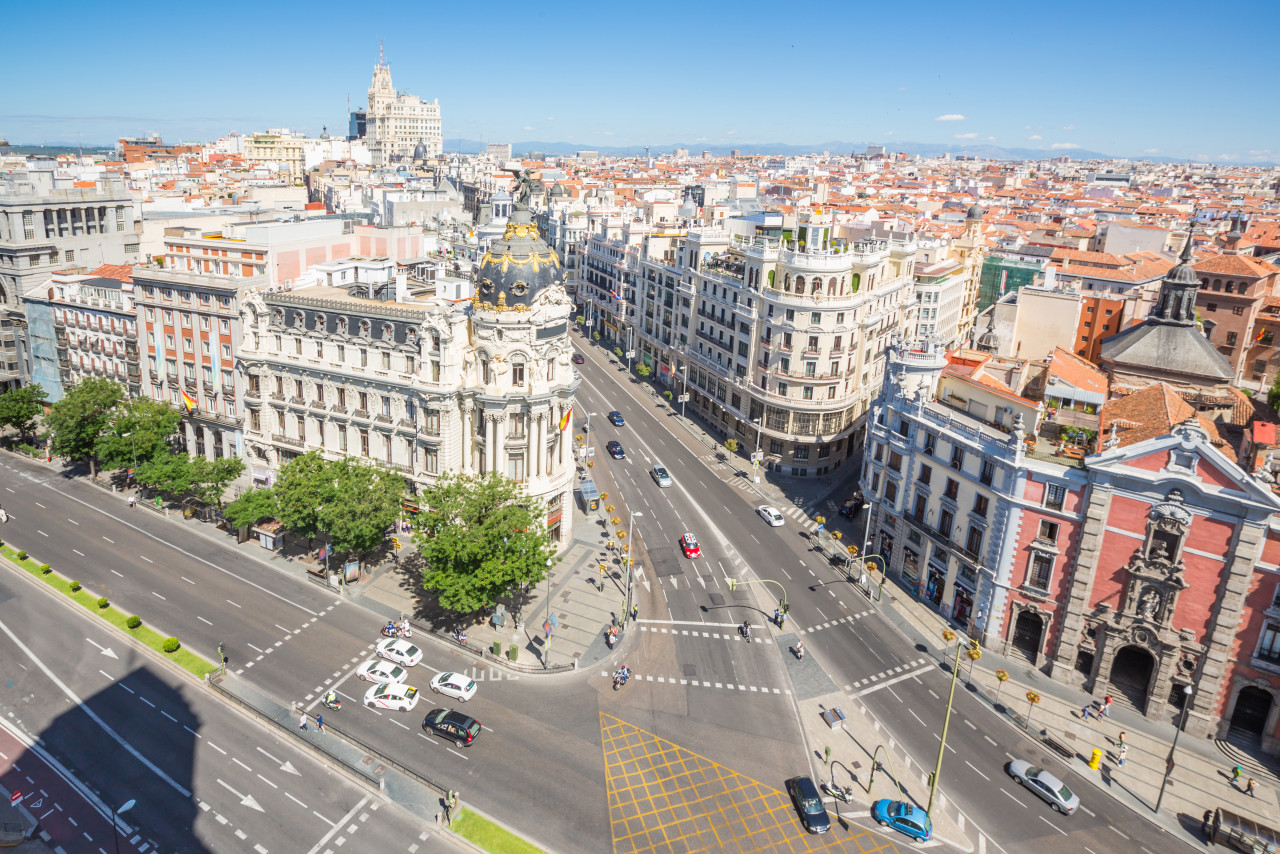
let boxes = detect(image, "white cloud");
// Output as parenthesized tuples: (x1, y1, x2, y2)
(935, 114, 966, 121)
(1050, 143, 1080, 150)
(884, 131, 895, 136)
(600, 130, 615, 136)
(694, 137, 707, 142)
(1062, 123, 1076, 131)
(522, 125, 534, 131)
(987, 137, 997, 142)
(1143, 148, 1161, 154)
(953, 132, 979, 140)
(726, 130, 737, 136)
(546, 116, 555, 121)
(1028, 134, 1042, 140)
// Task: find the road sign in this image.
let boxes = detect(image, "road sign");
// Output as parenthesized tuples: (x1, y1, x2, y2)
(543, 620, 554, 638)
(10, 791, 20, 806)
(751, 451, 764, 462)
(625, 351, 635, 359)
(678, 394, 689, 402)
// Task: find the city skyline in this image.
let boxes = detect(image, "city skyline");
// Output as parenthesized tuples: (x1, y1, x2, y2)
(3, 0, 1279, 163)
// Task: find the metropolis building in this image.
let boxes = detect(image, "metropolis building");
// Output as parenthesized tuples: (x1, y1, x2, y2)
(237, 185, 578, 543)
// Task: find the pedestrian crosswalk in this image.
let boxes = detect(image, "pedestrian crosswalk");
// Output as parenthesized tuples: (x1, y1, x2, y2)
(799, 611, 873, 635)
(601, 670, 789, 695)
(638, 624, 772, 644)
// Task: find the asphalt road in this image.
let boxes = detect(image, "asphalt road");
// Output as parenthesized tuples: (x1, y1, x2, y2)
(569, 334, 1200, 854)
(0, 551, 444, 854)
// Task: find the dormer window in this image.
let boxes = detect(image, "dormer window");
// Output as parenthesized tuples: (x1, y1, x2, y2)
(338, 317, 348, 334)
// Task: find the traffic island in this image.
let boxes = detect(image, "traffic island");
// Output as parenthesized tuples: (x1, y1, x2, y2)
(449, 808, 548, 854)
(796, 690, 974, 851)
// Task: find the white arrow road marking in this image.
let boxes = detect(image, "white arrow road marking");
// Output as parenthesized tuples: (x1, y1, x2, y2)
(255, 747, 301, 776)
(85, 638, 118, 659)
(216, 779, 264, 812)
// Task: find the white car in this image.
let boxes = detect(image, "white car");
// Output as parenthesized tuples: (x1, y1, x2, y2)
(756, 505, 785, 527)
(364, 682, 420, 712)
(357, 658, 409, 684)
(430, 671, 478, 702)
(376, 638, 423, 668)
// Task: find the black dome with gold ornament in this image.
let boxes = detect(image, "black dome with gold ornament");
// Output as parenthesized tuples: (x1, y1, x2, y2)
(474, 202, 561, 313)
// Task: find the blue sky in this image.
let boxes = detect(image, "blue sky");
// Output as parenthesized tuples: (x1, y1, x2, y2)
(4, 0, 1276, 162)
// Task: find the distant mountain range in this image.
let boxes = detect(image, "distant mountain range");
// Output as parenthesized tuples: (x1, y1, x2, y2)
(447, 138, 1208, 164)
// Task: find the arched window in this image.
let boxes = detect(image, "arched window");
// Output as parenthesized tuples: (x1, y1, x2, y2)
(828, 276, 837, 295)
(784, 273, 792, 292)
(850, 273, 860, 293)
(1238, 281, 1250, 296)
(767, 270, 776, 289)
(796, 276, 805, 292)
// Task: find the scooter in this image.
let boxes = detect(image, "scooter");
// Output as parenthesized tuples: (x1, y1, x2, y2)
(452, 628, 468, 647)
(613, 669, 631, 690)
(321, 694, 342, 712)
(381, 625, 403, 638)
(822, 782, 854, 803)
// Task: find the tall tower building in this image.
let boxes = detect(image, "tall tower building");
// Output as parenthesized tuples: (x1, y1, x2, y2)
(364, 45, 442, 167)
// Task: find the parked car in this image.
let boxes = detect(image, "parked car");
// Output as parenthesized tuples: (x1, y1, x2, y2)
(872, 799, 932, 842)
(651, 464, 672, 487)
(756, 505, 785, 527)
(421, 708, 482, 747)
(363, 682, 420, 712)
(607, 440, 626, 460)
(679, 533, 702, 558)
(429, 672, 477, 702)
(784, 776, 830, 834)
(1006, 759, 1080, 815)
(607, 410, 625, 426)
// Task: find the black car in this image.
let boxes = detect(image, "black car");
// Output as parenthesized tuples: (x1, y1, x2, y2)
(572, 353, 584, 364)
(421, 708, 482, 747)
(785, 776, 830, 834)
(607, 410, 625, 426)
(607, 440, 626, 460)
(839, 491, 867, 518)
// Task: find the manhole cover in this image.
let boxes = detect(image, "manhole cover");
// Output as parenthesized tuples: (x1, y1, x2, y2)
(683, 664, 697, 678)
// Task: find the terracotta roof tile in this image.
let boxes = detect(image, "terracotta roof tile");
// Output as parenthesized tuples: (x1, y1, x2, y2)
(1047, 347, 1109, 394)
(88, 263, 133, 283)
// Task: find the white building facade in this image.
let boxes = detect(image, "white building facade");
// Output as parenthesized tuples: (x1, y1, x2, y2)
(365, 58, 443, 167)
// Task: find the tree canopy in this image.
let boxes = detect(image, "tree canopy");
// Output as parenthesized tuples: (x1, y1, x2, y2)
(96, 396, 182, 472)
(0, 385, 47, 443)
(188, 456, 245, 509)
(317, 459, 404, 560)
(273, 451, 334, 544)
(414, 471, 556, 615)
(222, 487, 278, 530)
(45, 378, 124, 476)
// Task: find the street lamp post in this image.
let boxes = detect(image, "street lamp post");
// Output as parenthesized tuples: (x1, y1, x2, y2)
(624, 510, 643, 623)
(727, 577, 789, 629)
(928, 630, 975, 818)
(680, 363, 689, 420)
(1154, 684, 1194, 814)
(112, 798, 136, 854)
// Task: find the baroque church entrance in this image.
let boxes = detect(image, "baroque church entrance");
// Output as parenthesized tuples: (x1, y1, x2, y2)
(1010, 611, 1044, 665)
(1109, 645, 1155, 711)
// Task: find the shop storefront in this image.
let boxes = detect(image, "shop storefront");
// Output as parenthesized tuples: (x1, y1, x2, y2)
(925, 548, 948, 610)
(902, 546, 920, 585)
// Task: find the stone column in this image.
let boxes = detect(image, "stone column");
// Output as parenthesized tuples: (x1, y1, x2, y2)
(527, 411, 537, 482)
(461, 404, 473, 473)
(490, 414, 503, 475)
(1049, 483, 1114, 687)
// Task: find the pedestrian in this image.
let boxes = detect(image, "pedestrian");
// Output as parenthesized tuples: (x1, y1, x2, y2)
(631, 604, 638, 621)
(611, 626, 619, 646)
(1118, 744, 1127, 766)
(796, 642, 805, 661)
(605, 628, 614, 649)
(1103, 694, 1112, 718)
(299, 713, 308, 731)
(128, 495, 136, 509)
(1117, 731, 1126, 748)
(1081, 704, 1092, 722)
(1202, 809, 1213, 838)
(316, 714, 325, 733)
(1232, 764, 1244, 784)
(774, 608, 781, 626)
(1247, 778, 1258, 798)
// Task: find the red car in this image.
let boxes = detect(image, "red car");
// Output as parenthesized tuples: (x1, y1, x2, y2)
(680, 533, 701, 559)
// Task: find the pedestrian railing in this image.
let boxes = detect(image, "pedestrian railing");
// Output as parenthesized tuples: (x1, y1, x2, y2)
(428, 629, 576, 675)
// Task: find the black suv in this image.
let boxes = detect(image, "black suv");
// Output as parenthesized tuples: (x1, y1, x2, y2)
(422, 708, 482, 747)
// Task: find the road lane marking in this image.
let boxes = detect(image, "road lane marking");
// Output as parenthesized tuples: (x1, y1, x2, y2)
(1039, 816, 1066, 835)
(102, 536, 114, 543)
(305, 795, 370, 853)
(140, 556, 153, 564)
(232, 758, 252, 772)
(286, 793, 308, 809)
(1109, 827, 1129, 839)
(198, 617, 212, 625)
(151, 592, 165, 600)
(1001, 789, 1026, 806)
(208, 743, 227, 754)
(110, 570, 122, 577)
(67, 519, 78, 526)
(964, 761, 989, 780)
(181, 577, 195, 585)
(853, 664, 935, 697)
(73, 550, 84, 556)
(226, 599, 241, 608)
(256, 774, 278, 789)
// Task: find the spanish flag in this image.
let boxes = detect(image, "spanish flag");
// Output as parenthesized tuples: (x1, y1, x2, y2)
(180, 388, 197, 412)
(559, 406, 572, 432)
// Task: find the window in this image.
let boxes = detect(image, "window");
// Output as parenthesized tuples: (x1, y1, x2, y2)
(1037, 520, 1060, 543)
(294, 379, 304, 398)
(950, 446, 964, 470)
(944, 478, 959, 500)
(912, 492, 927, 520)
(966, 525, 983, 557)
(512, 363, 525, 386)
(222, 344, 231, 359)
(338, 427, 347, 452)
(973, 494, 989, 518)
(381, 351, 391, 370)
(406, 401, 416, 424)
(919, 465, 932, 485)
(1226, 331, 1239, 346)
(884, 479, 898, 505)
(406, 354, 415, 374)
(249, 409, 261, 431)
(183, 337, 193, 352)
(316, 341, 324, 357)
(1045, 483, 1066, 511)
(508, 454, 526, 482)
(1233, 306, 1245, 317)
(358, 391, 368, 412)
(770, 439, 783, 454)
(1205, 302, 1217, 312)
(793, 445, 810, 461)
(200, 316, 210, 331)
(337, 344, 345, 362)
(295, 338, 303, 355)
(810, 312, 821, 325)
(873, 443, 884, 462)
(938, 508, 954, 539)
(426, 408, 440, 435)
(888, 451, 902, 472)
(425, 446, 439, 474)
(381, 395, 392, 417)
(360, 348, 368, 367)
(180, 313, 191, 328)
(923, 432, 936, 456)
(337, 387, 346, 407)
(1028, 552, 1053, 592)
(359, 429, 370, 457)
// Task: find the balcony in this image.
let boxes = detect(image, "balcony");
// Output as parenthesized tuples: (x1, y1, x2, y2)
(271, 433, 305, 449)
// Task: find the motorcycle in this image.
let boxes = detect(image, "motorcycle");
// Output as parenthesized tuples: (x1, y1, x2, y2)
(612, 669, 631, 691)
(822, 782, 854, 803)
(321, 694, 342, 712)
(452, 628, 468, 647)
(381, 623, 411, 639)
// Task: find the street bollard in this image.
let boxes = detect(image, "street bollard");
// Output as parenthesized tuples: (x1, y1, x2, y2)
(1088, 748, 1102, 770)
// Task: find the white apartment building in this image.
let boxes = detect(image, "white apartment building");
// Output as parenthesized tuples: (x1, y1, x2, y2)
(365, 57, 442, 167)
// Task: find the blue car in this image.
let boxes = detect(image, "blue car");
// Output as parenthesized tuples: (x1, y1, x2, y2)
(607, 410, 625, 426)
(872, 799, 932, 842)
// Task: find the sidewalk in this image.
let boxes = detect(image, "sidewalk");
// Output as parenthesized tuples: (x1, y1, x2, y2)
(864, 569, 1277, 848)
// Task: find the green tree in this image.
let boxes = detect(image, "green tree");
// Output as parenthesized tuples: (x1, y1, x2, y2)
(188, 456, 245, 509)
(133, 452, 195, 496)
(724, 438, 739, 454)
(635, 363, 652, 378)
(274, 451, 336, 545)
(1269, 372, 1280, 410)
(317, 459, 404, 561)
(414, 471, 556, 616)
(223, 487, 278, 530)
(0, 385, 48, 443)
(96, 396, 182, 471)
(45, 378, 124, 477)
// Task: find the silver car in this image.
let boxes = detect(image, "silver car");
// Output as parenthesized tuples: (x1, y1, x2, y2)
(651, 464, 672, 488)
(1007, 759, 1079, 815)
